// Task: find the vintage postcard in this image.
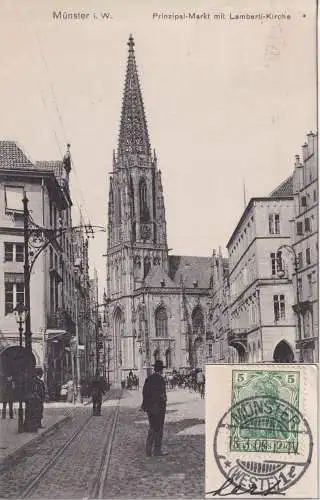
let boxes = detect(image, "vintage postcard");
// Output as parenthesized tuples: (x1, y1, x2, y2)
(206, 364, 318, 498)
(0, 0, 318, 498)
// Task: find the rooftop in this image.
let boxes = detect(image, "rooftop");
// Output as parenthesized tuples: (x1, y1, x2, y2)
(0, 141, 35, 170)
(270, 175, 293, 197)
(168, 255, 212, 289)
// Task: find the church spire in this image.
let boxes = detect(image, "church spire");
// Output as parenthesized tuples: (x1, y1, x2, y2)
(117, 35, 151, 160)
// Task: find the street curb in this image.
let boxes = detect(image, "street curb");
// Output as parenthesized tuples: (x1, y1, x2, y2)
(0, 414, 70, 473)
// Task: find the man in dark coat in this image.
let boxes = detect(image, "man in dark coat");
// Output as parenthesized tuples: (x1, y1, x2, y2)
(1, 376, 14, 419)
(90, 373, 105, 416)
(34, 368, 46, 428)
(141, 360, 167, 457)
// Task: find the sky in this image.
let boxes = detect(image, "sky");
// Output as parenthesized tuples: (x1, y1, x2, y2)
(0, 0, 317, 297)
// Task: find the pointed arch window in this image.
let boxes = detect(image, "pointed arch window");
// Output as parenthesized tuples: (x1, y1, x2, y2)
(165, 349, 172, 369)
(115, 188, 122, 224)
(139, 178, 150, 222)
(155, 306, 168, 338)
(144, 256, 151, 278)
(129, 176, 135, 219)
(192, 306, 204, 337)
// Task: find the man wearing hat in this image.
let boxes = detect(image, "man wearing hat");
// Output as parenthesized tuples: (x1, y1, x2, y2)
(141, 359, 167, 457)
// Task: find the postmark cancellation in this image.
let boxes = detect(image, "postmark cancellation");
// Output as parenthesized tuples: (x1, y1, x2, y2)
(205, 364, 318, 498)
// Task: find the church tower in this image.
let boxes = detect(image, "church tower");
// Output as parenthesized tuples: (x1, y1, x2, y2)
(107, 35, 168, 297)
(106, 35, 168, 382)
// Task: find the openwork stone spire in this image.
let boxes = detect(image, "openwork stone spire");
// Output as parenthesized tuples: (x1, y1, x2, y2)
(117, 35, 151, 159)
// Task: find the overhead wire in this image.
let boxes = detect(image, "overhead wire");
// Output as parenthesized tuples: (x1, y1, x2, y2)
(30, 17, 95, 235)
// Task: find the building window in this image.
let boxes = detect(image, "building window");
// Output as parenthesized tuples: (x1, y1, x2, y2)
(273, 294, 285, 322)
(270, 251, 282, 276)
(298, 252, 303, 269)
(306, 248, 311, 266)
(296, 222, 303, 236)
(297, 278, 303, 298)
(49, 201, 53, 226)
(301, 196, 307, 208)
(139, 178, 150, 222)
(115, 188, 121, 224)
(155, 306, 168, 338)
(307, 274, 312, 297)
(153, 350, 160, 362)
(4, 274, 24, 315)
(4, 186, 24, 213)
(53, 205, 57, 230)
(192, 306, 205, 337)
(49, 247, 53, 268)
(208, 344, 213, 357)
(143, 256, 151, 279)
(305, 217, 311, 232)
(165, 349, 172, 368)
(4, 243, 13, 261)
(313, 190, 317, 202)
(16, 244, 24, 262)
(303, 311, 312, 338)
(268, 214, 280, 234)
(5, 243, 24, 263)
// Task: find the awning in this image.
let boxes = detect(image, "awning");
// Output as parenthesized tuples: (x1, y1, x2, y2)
(0, 346, 36, 377)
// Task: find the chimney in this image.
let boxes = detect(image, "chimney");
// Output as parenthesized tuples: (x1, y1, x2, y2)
(307, 131, 315, 156)
(293, 154, 303, 193)
(302, 141, 309, 162)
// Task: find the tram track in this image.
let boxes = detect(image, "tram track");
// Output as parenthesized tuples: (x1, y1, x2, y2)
(89, 397, 120, 499)
(17, 390, 122, 499)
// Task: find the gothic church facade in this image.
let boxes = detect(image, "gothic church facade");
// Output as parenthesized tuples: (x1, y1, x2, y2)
(106, 36, 212, 385)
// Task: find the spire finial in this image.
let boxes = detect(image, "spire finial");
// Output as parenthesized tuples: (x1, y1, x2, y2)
(118, 34, 151, 159)
(128, 34, 135, 51)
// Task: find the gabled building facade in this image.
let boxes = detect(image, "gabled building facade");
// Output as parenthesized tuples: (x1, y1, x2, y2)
(292, 132, 318, 362)
(206, 249, 238, 364)
(106, 36, 212, 385)
(0, 141, 90, 399)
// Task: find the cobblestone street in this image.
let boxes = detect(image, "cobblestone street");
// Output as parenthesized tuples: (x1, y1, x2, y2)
(103, 387, 205, 498)
(0, 388, 204, 499)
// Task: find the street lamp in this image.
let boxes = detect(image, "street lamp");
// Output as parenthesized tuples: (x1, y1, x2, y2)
(13, 303, 27, 433)
(21, 191, 105, 410)
(104, 335, 112, 387)
(22, 191, 105, 355)
(277, 244, 302, 357)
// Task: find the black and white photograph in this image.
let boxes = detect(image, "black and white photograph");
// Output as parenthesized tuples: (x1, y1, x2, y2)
(0, 0, 318, 498)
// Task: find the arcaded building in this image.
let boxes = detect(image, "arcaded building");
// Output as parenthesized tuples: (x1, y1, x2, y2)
(106, 36, 212, 385)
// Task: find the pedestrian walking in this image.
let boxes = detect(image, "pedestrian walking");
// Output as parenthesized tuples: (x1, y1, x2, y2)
(90, 373, 105, 416)
(1, 376, 14, 419)
(197, 369, 205, 399)
(141, 360, 167, 457)
(66, 379, 74, 403)
(25, 369, 41, 432)
(34, 368, 46, 428)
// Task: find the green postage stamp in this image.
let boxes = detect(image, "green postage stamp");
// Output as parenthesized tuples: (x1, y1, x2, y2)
(206, 365, 317, 497)
(230, 370, 300, 454)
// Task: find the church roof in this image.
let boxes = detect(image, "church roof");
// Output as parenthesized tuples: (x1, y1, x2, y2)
(0, 141, 35, 169)
(270, 175, 293, 197)
(117, 35, 151, 159)
(168, 255, 212, 288)
(144, 266, 176, 288)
